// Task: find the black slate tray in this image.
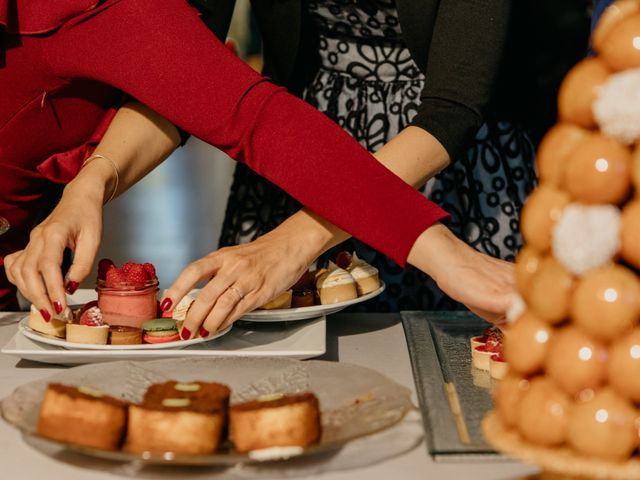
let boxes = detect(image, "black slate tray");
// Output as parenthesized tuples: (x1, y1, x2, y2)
(401, 311, 506, 461)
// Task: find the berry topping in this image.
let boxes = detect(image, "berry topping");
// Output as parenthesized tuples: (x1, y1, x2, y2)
(126, 264, 149, 286)
(79, 306, 104, 326)
(335, 251, 352, 270)
(121, 262, 136, 275)
(105, 267, 127, 286)
(97, 258, 115, 280)
(82, 300, 99, 313)
(143, 262, 157, 279)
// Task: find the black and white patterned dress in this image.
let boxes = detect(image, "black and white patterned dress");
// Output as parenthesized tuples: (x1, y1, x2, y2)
(220, 0, 537, 312)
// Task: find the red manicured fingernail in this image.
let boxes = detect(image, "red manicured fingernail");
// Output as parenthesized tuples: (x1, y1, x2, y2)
(65, 281, 79, 295)
(53, 301, 63, 314)
(40, 309, 51, 322)
(160, 298, 173, 312)
(199, 327, 210, 338)
(180, 327, 191, 340)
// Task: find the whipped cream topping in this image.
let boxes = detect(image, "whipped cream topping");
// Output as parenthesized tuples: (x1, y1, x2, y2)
(347, 252, 378, 279)
(317, 263, 356, 288)
(593, 68, 640, 144)
(552, 203, 621, 276)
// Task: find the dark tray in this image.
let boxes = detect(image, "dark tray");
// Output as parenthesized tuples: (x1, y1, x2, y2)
(401, 311, 505, 461)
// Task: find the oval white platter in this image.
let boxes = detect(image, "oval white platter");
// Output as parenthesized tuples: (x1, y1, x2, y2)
(18, 317, 231, 351)
(240, 283, 386, 322)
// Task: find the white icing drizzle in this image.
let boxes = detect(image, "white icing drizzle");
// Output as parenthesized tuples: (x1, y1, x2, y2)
(347, 252, 378, 280)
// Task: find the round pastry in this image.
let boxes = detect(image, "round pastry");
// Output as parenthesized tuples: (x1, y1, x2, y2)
(607, 327, 640, 402)
(291, 289, 315, 308)
(557, 57, 610, 128)
(593, 68, 640, 144)
(599, 12, 640, 71)
(527, 256, 574, 324)
(536, 123, 590, 186)
(545, 326, 608, 396)
(142, 318, 180, 344)
(620, 199, 640, 268)
(66, 306, 109, 345)
(514, 246, 541, 296)
(259, 290, 292, 310)
(571, 265, 640, 342)
(551, 203, 621, 276)
(563, 132, 632, 205)
(27, 304, 67, 338)
(592, 0, 640, 53)
(109, 325, 143, 345)
(472, 345, 494, 371)
(494, 374, 530, 429)
(515, 377, 571, 447)
(171, 293, 196, 320)
(503, 311, 552, 375)
(567, 388, 638, 461)
(316, 264, 358, 304)
(520, 185, 570, 253)
(346, 252, 380, 296)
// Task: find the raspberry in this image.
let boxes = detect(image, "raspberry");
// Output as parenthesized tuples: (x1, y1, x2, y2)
(335, 251, 352, 270)
(126, 264, 150, 286)
(143, 262, 156, 279)
(122, 261, 136, 275)
(105, 267, 127, 287)
(97, 258, 115, 280)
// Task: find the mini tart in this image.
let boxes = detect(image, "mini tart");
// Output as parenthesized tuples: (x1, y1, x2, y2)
(229, 392, 321, 453)
(490, 355, 509, 380)
(38, 383, 127, 451)
(316, 265, 358, 304)
(259, 290, 292, 310)
(127, 381, 230, 455)
(109, 326, 142, 345)
(27, 305, 66, 338)
(470, 335, 487, 350)
(472, 345, 494, 371)
(292, 289, 315, 308)
(347, 253, 380, 296)
(66, 323, 109, 345)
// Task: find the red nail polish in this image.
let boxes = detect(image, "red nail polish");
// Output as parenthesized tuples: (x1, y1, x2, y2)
(53, 301, 63, 314)
(180, 327, 191, 340)
(199, 327, 210, 338)
(160, 298, 173, 312)
(40, 309, 51, 322)
(65, 280, 79, 295)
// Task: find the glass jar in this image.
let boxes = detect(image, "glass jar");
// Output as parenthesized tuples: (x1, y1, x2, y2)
(96, 279, 159, 328)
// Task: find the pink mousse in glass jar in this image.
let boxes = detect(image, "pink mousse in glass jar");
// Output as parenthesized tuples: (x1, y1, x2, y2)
(97, 278, 159, 328)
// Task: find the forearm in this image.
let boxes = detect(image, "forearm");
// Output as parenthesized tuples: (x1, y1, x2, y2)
(65, 102, 181, 203)
(280, 126, 450, 257)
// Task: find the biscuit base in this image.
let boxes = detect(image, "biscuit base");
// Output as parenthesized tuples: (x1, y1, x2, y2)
(483, 411, 640, 480)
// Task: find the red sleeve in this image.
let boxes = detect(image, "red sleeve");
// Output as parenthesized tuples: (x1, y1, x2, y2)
(43, 0, 448, 266)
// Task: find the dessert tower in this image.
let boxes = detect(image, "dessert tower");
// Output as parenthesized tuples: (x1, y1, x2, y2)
(484, 2, 640, 478)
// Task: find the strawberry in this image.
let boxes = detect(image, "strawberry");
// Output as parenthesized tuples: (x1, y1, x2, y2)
(97, 258, 115, 280)
(121, 261, 137, 275)
(82, 300, 99, 313)
(335, 251, 352, 270)
(126, 264, 150, 286)
(80, 306, 104, 327)
(143, 262, 157, 279)
(105, 267, 127, 287)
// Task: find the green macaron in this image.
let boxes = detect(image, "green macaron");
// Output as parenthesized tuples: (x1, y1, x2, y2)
(142, 318, 178, 336)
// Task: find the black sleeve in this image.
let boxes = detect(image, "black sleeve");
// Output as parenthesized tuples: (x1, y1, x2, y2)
(177, 0, 237, 145)
(411, 0, 511, 159)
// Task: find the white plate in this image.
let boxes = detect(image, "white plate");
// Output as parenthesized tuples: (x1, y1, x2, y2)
(18, 317, 231, 350)
(1, 317, 326, 364)
(240, 282, 386, 322)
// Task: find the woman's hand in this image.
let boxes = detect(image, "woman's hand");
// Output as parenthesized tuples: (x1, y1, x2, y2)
(161, 216, 328, 339)
(409, 223, 515, 325)
(4, 176, 107, 320)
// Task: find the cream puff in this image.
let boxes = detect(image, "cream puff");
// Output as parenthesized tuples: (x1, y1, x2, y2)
(346, 252, 380, 296)
(316, 262, 358, 304)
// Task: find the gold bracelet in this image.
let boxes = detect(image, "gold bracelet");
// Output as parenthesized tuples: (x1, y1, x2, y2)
(81, 154, 120, 203)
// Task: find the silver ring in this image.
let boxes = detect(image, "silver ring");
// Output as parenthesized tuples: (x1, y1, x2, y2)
(228, 286, 245, 301)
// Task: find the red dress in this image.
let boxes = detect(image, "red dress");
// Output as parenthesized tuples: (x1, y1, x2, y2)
(0, 0, 447, 309)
